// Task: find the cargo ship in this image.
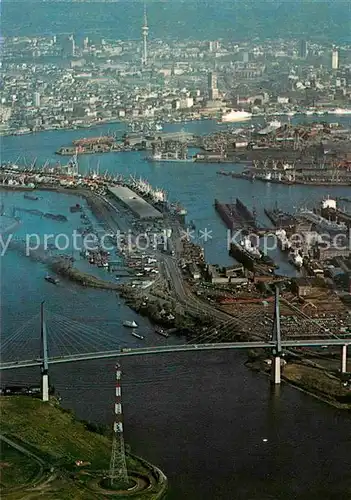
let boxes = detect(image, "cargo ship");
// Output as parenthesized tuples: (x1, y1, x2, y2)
(146, 151, 195, 162)
(297, 209, 347, 233)
(264, 207, 297, 228)
(229, 234, 276, 271)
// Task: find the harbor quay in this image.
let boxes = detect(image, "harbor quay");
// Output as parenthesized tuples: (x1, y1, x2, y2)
(11, 228, 172, 257)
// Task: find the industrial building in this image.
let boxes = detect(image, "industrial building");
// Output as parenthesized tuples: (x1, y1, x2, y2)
(108, 186, 163, 220)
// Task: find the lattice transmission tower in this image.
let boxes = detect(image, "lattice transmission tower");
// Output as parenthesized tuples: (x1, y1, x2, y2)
(108, 364, 128, 486)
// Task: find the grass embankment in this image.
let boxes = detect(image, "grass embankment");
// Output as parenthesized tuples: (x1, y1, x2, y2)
(0, 441, 41, 489)
(282, 362, 351, 409)
(50, 261, 121, 290)
(246, 353, 351, 410)
(0, 397, 167, 499)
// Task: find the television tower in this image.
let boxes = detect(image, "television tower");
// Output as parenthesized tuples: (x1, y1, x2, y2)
(142, 2, 149, 67)
(108, 364, 128, 486)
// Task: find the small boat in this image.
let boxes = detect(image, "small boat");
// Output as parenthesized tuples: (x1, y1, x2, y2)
(45, 274, 59, 285)
(123, 320, 138, 328)
(24, 194, 38, 201)
(131, 332, 144, 340)
(155, 326, 169, 338)
(70, 204, 82, 213)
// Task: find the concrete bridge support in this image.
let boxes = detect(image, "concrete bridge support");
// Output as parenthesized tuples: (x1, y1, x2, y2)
(41, 302, 49, 402)
(271, 356, 281, 385)
(41, 373, 49, 402)
(270, 286, 282, 385)
(341, 344, 348, 374)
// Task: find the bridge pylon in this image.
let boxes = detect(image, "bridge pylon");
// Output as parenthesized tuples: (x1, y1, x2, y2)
(271, 285, 282, 385)
(40, 301, 49, 401)
(108, 363, 129, 488)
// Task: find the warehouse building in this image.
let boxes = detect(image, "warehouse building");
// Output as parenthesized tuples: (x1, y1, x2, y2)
(108, 186, 163, 220)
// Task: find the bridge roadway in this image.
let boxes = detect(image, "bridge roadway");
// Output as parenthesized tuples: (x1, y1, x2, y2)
(1, 338, 350, 370)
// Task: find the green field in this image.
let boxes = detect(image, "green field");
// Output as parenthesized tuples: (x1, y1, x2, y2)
(0, 441, 41, 489)
(0, 397, 167, 499)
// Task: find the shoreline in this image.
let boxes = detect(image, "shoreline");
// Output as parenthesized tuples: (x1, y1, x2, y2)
(245, 355, 351, 410)
(1, 110, 351, 138)
(3, 185, 350, 411)
(1, 396, 168, 498)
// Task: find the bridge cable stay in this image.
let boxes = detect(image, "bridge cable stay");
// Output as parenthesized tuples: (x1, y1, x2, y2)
(48, 318, 108, 355)
(189, 319, 240, 345)
(1, 314, 41, 362)
(44, 310, 134, 356)
(46, 322, 75, 357)
(1, 313, 40, 350)
(45, 316, 115, 356)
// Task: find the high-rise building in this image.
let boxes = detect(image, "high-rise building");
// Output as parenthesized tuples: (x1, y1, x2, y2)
(208, 72, 219, 100)
(209, 40, 220, 53)
(141, 3, 149, 67)
(83, 37, 89, 50)
(299, 40, 308, 58)
(67, 35, 76, 57)
(33, 92, 41, 107)
(331, 47, 339, 70)
(242, 51, 250, 63)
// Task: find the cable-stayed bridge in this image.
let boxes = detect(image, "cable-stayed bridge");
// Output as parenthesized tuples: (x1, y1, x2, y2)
(0, 295, 351, 370)
(1, 289, 350, 400)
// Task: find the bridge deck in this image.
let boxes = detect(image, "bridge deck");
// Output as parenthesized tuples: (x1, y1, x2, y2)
(1, 338, 350, 370)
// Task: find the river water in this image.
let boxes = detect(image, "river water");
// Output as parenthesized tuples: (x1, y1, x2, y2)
(1, 117, 351, 499)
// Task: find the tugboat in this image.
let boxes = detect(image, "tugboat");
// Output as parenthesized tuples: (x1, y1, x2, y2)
(155, 326, 169, 338)
(45, 274, 59, 285)
(123, 320, 138, 328)
(131, 332, 144, 340)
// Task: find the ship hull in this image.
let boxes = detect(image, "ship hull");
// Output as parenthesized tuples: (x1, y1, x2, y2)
(229, 242, 276, 271)
(229, 242, 256, 271)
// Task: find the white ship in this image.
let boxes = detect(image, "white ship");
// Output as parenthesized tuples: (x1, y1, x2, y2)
(123, 320, 138, 328)
(221, 110, 252, 123)
(240, 236, 262, 258)
(289, 251, 303, 269)
(275, 229, 291, 251)
(329, 108, 351, 115)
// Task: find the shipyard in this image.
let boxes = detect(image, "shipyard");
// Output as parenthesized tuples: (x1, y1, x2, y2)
(1, 161, 350, 343)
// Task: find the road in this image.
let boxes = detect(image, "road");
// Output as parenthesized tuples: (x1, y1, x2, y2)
(162, 254, 235, 323)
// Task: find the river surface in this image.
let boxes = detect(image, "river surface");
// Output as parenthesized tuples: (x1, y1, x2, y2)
(3, 0, 350, 42)
(1, 118, 351, 499)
